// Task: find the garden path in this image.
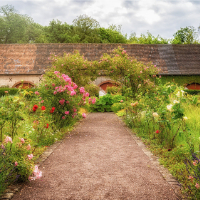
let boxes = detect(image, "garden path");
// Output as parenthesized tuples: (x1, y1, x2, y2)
(12, 113, 181, 200)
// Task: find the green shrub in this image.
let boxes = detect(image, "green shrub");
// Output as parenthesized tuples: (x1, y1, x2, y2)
(0, 88, 18, 97)
(85, 84, 99, 97)
(111, 102, 125, 113)
(106, 86, 121, 95)
(90, 94, 125, 112)
(184, 89, 200, 95)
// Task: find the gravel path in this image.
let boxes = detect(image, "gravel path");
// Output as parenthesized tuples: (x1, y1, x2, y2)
(12, 113, 180, 200)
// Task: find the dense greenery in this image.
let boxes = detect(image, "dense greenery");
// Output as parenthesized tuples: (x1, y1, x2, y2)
(0, 4, 199, 44)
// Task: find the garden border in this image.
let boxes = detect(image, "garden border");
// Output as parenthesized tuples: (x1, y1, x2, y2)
(0, 119, 83, 200)
(1, 114, 184, 200)
(117, 116, 184, 200)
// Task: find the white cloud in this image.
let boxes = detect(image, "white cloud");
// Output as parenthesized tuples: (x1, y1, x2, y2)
(0, 0, 200, 39)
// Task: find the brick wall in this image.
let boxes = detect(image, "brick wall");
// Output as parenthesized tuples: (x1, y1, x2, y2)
(1, 43, 200, 75)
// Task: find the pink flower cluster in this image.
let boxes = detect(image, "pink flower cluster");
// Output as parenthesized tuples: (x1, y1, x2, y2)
(89, 98, 96, 104)
(29, 165, 42, 181)
(53, 72, 78, 96)
(5, 136, 12, 144)
(28, 154, 33, 160)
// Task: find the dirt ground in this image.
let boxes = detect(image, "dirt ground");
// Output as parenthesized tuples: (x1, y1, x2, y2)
(12, 113, 180, 200)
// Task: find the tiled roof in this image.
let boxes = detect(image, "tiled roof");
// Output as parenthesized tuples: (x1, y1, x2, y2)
(0, 44, 200, 75)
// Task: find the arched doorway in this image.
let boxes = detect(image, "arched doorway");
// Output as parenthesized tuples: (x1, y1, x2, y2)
(98, 81, 119, 91)
(12, 81, 35, 89)
(186, 83, 200, 90)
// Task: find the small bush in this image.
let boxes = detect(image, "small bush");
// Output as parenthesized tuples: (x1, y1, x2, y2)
(184, 89, 200, 95)
(85, 84, 99, 97)
(111, 102, 125, 113)
(0, 88, 18, 97)
(106, 86, 121, 95)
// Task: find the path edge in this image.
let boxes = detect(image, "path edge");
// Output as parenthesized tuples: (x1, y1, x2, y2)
(0, 117, 85, 200)
(117, 115, 185, 200)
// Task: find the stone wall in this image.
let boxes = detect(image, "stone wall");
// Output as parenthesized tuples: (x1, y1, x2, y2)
(0, 74, 41, 88)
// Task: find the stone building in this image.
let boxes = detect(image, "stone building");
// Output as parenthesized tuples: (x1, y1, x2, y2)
(1, 44, 200, 90)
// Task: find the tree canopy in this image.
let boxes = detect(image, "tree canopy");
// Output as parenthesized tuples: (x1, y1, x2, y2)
(171, 26, 199, 44)
(0, 4, 199, 44)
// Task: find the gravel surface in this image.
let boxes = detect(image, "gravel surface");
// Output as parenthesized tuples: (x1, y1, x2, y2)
(12, 113, 180, 200)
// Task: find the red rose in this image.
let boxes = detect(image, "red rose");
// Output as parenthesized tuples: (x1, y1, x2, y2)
(41, 106, 46, 110)
(45, 123, 49, 128)
(50, 107, 55, 113)
(33, 105, 38, 112)
(155, 130, 160, 134)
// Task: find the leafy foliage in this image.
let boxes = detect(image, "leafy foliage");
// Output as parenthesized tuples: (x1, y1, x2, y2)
(172, 26, 199, 44)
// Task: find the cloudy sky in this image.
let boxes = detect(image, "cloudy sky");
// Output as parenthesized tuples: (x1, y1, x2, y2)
(1, 0, 200, 39)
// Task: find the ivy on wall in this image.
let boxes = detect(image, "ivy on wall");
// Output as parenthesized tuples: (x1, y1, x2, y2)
(160, 75, 200, 87)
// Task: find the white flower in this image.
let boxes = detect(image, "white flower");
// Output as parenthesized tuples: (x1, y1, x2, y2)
(176, 90, 185, 97)
(183, 116, 188, 121)
(173, 100, 179, 104)
(167, 104, 173, 112)
(153, 112, 159, 118)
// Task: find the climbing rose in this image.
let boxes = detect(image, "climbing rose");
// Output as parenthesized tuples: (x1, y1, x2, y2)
(41, 106, 46, 110)
(28, 154, 33, 160)
(92, 98, 96, 104)
(70, 91, 76, 96)
(59, 99, 65, 105)
(79, 87, 85, 94)
(65, 111, 69, 115)
(5, 136, 12, 143)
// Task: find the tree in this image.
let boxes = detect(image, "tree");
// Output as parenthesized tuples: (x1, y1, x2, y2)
(99, 27, 127, 43)
(43, 19, 79, 43)
(72, 14, 100, 43)
(172, 26, 199, 44)
(128, 31, 168, 44)
(0, 5, 44, 43)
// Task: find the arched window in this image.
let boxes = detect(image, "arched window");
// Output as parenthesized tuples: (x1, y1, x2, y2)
(12, 81, 35, 89)
(186, 83, 200, 90)
(98, 81, 119, 91)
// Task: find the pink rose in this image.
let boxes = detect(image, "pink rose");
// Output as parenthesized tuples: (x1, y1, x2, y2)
(35, 91, 39, 95)
(20, 138, 25, 144)
(70, 91, 76, 96)
(27, 144, 31, 150)
(82, 113, 86, 118)
(15, 161, 18, 166)
(65, 111, 69, 115)
(28, 154, 33, 160)
(92, 98, 96, 104)
(5, 136, 12, 143)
